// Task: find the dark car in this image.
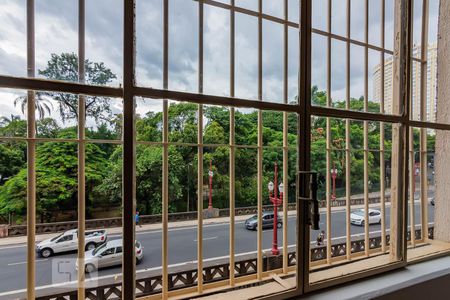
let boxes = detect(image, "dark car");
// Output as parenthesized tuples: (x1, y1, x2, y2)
(431, 197, 435, 206)
(245, 212, 282, 230)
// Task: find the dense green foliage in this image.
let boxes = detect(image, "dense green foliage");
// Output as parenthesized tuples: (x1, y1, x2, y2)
(0, 55, 436, 223)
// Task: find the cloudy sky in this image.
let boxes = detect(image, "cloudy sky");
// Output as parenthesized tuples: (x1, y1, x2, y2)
(0, 0, 441, 128)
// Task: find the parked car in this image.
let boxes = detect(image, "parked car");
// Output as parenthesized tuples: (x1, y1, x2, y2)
(77, 239, 144, 273)
(350, 209, 382, 226)
(36, 229, 107, 258)
(245, 212, 282, 230)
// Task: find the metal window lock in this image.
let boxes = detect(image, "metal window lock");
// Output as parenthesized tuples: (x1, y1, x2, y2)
(298, 171, 320, 230)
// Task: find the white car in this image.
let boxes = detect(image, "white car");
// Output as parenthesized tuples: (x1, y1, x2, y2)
(77, 239, 144, 273)
(36, 229, 107, 258)
(350, 209, 382, 226)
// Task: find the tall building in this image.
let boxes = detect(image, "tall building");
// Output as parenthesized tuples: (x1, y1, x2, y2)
(372, 43, 437, 121)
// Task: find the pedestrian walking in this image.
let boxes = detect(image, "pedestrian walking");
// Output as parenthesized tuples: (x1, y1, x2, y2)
(135, 211, 142, 228)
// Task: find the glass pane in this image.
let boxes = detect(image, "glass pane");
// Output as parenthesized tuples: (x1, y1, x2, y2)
(168, 0, 198, 93)
(262, 20, 283, 103)
(235, 0, 258, 12)
(351, 0, 365, 42)
(331, 39, 347, 107)
(309, 117, 400, 284)
(312, 0, 327, 32)
(368, 0, 382, 47)
(0, 0, 27, 77)
(0, 89, 27, 138)
(204, 5, 230, 96)
(0, 141, 27, 296)
(86, 0, 123, 87)
(263, 0, 283, 19)
(332, 0, 346, 37)
(235, 13, 258, 100)
(311, 34, 327, 107)
(136, 0, 163, 89)
(36, 0, 78, 83)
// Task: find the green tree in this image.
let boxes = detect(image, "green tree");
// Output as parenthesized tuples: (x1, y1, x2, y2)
(0, 143, 26, 184)
(36, 118, 61, 138)
(0, 131, 108, 222)
(0, 115, 27, 137)
(15, 53, 117, 123)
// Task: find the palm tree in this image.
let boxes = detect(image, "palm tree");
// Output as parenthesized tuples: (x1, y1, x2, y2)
(14, 94, 53, 119)
(0, 114, 21, 126)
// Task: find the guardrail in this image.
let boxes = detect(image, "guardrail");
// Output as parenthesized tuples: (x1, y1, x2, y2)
(5, 195, 390, 237)
(34, 225, 427, 300)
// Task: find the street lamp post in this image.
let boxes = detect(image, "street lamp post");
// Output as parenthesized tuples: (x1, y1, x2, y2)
(268, 162, 283, 256)
(208, 160, 214, 210)
(331, 162, 338, 201)
(187, 163, 192, 212)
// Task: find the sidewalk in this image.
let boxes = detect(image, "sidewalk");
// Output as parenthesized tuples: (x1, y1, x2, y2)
(0, 198, 406, 247)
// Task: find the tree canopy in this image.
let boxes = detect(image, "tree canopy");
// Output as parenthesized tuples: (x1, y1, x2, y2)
(0, 50, 436, 224)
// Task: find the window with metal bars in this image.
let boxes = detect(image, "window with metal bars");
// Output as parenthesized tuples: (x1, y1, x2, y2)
(0, 1, 449, 300)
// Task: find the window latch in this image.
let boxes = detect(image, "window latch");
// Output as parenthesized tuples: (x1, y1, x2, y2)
(298, 171, 320, 230)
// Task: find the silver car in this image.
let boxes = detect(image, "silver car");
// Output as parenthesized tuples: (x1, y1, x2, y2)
(78, 239, 144, 273)
(350, 209, 382, 226)
(245, 212, 282, 230)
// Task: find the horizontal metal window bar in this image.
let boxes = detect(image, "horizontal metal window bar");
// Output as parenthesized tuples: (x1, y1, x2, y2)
(0, 137, 298, 152)
(409, 120, 450, 131)
(3, 79, 447, 130)
(133, 86, 299, 113)
(198, 0, 299, 28)
(312, 28, 394, 55)
(326, 147, 388, 153)
(0, 75, 122, 98)
(0, 137, 122, 144)
(312, 106, 403, 123)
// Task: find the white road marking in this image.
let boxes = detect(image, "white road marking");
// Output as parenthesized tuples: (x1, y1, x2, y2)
(0, 244, 27, 251)
(7, 259, 48, 266)
(193, 236, 218, 242)
(0, 221, 436, 296)
(1, 200, 432, 250)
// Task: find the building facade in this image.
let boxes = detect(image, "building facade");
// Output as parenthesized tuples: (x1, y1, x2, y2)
(373, 43, 437, 121)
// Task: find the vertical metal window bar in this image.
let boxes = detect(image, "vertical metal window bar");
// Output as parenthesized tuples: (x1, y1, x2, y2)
(77, 0, 86, 298)
(419, 0, 429, 243)
(363, 0, 370, 257)
(380, 0, 387, 253)
(390, 0, 411, 262)
(123, 0, 136, 298)
(26, 1, 36, 299)
(298, 0, 312, 290)
(408, 1, 416, 248)
(345, 0, 352, 260)
(282, 0, 289, 274)
(229, 0, 236, 287)
(162, 0, 170, 298)
(197, 0, 204, 294)
(409, 125, 415, 246)
(325, 0, 332, 265)
(257, 0, 264, 281)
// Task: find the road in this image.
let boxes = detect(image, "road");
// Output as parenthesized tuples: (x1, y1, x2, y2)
(0, 202, 434, 298)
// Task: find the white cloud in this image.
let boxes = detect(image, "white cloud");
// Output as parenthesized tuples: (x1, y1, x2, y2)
(0, 0, 441, 122)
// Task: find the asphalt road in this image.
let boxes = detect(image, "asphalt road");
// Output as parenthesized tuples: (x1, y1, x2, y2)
(0, 202, 434, 297)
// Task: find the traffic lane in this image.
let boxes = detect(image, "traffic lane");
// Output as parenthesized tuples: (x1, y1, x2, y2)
(0, 205, 435, 293)
(310, 203, 434, 241)
(0, 217, 298, 293)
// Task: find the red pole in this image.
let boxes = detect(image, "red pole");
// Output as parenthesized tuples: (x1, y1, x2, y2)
(208, 160, 213, 210)
(272, 163, 279, 255)
(332, 161, 336, 200)
(413, 162, 416, 200)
